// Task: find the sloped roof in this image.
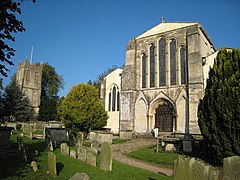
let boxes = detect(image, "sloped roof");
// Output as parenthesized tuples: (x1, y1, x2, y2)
(136, 22, 198, 40)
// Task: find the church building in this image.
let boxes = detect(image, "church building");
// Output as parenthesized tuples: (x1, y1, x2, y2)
(16, 58, 43, 118)
(101, 21, 218, 137)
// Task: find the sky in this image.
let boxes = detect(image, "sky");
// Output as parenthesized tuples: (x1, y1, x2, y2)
(2, 0, 240, 96)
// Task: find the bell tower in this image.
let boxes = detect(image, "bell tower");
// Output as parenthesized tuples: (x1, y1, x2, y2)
(16, 58, 43, 118)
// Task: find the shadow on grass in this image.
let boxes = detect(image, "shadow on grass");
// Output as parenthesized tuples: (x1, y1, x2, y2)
(57, 162, 64, 176)
(0, 131, 47, 179)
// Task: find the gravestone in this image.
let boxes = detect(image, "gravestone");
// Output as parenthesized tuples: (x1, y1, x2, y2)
(60, 143, 69, 155)
(70, 149, 77, 159)
(0, 127, 14, 149)
(91, 140, 100, 153)
(45, 128, 68, 149)
(75, 132, 84, 147)
(86, 149, 96, 167)
(48, 152, 57, 176)
(69, 172, 90, 180)
(31, 161, 38, 171)
(100, 142, 112, 171)
(223, 156, 240, 180)
(48, 140, 54, 151)
(77, 146, 87, 162)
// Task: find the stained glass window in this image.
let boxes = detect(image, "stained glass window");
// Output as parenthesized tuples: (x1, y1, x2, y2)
(170, 39, 176, 85)
(159, 38, 166, 86)
(117, 91, 120, 111)
(180, 47, 186, 84)
(108, 92, 111, 111)
(112, 86, 116, 111)
(150, 44, 155, 87)
(142, 54, 146, 88)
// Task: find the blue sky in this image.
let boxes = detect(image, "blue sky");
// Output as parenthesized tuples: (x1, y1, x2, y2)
(3, 0, 240, 96)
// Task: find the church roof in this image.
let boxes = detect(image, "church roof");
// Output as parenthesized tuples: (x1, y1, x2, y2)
(135, 22, 198, 40)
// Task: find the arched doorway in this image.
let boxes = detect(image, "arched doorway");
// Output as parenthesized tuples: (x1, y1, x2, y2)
(155, 103, 174, 132)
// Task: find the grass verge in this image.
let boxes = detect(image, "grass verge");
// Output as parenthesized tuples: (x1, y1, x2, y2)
(127, 145, 179, 169)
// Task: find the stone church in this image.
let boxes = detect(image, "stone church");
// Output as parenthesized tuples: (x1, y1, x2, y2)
(16, 58, 43, 118)
(101, 21, 218, 136)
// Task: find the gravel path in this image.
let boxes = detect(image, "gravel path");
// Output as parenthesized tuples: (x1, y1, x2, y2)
(112, 138, 173, 176)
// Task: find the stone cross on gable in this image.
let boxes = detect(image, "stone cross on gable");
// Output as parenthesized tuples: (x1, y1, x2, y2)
(161, 16, 165, 23)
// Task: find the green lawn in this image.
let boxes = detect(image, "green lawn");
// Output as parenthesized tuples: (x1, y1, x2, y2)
(127, 145, 179, 169)
(1, 131, 171, 180)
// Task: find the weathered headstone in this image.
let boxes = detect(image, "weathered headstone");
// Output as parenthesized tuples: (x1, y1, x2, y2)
(48, 152, 57, 176)
(70, 149, 77, 159)
(100, 142, 112, 171)
(48, 140, 54, 151)
(45, 128, 68, 149)
(75, 132, 84, 147)
(31, 161, 38, 171)
(69, 172, 90, 180)
(60, 143, 69, 155)
(86, 149, 96, 167)
(90, 140, 99, 153)
(223, 156, 240, 180)
(77, 146, 87, 162)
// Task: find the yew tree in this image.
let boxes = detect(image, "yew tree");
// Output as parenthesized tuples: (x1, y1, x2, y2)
(198, 48, 240, 164)
(59, 83, 108, 133)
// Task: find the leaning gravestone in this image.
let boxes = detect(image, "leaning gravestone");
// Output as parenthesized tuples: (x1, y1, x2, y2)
(60, 143, 69, 156)
(69, 172, 90, 180)
(77, 146, 87, 162)
(31, 161, 38, 171)
(70, 149, 77, 159)
(86, 149, 96, 167)
(48, 152, 57, 176)
(100, 142, 112, 171)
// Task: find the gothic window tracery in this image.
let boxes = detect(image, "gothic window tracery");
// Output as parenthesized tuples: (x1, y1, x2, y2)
(149, 44, 155, 87)
(108, 85, 120, 112)
(170, 39, 177, 85)
(141, 53, 147, 88)
(159, 37, 166, 86)
(180, 47, 186, 84)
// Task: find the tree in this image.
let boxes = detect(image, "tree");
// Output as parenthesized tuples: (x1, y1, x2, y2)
(198, 48, 240, 164)
(0, 0, 35, 77)
(0, 78, 4, 121)
(92, 65, 123, 91)
(37, 63, 64, 121)
(3, 75, 34, 121)
(59, 83, 108, 134)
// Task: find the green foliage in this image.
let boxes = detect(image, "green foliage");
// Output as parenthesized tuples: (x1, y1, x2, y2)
(198, 48, 240, 164)
(59, 83, 108, 133)
(0, 0, 35, 77)
(38, 63, 64, 121)
(3, 75, 34, 121)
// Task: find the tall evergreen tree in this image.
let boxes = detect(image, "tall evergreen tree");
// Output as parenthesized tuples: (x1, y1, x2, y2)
(4, 75, 34, 121)
(38, 63, 64, 121)
(198, 48, 240, 164)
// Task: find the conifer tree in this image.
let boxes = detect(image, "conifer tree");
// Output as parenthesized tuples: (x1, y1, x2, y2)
(59, 83, 108, 134)
(198, 48, 240, 164)
(4, 75, 34, 121)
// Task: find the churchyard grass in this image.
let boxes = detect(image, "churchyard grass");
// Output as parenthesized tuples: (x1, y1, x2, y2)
(112, 139, 128, 144)
(127, 145, 179, 169)
(3, 131, 170, 179)
(33, 129, 44, 135)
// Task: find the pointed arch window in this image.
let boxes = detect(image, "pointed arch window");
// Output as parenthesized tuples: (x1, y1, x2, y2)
(170, 39, 177, 85)
(180, 47, 186, 84)
(159, 38, 166, 86)
(149, 44, 155, 87)
(108, 85, 120, 112)
(141, 53, 147, 88)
